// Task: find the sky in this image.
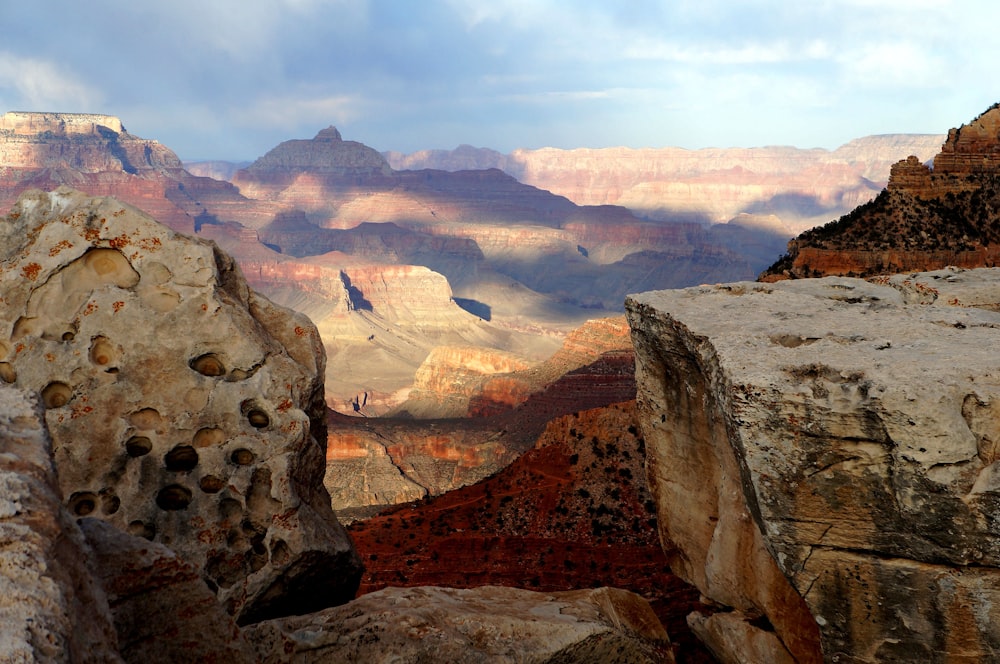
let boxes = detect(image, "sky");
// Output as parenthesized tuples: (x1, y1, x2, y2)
(0, 0, 997, 161)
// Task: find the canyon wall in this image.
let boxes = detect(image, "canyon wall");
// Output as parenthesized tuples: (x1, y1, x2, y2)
(627, 268, 1000, 662)
(765, 104, 1000, 281)
(387, 135, 945, 232)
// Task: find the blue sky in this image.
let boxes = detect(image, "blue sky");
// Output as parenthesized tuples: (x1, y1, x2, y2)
(0, 0, 996, 160)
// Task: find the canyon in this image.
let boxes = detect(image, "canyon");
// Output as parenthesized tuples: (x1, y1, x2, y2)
(0, 189, 670, 662)
(2, 108, 990, 663)
(384, 134, 944, 233)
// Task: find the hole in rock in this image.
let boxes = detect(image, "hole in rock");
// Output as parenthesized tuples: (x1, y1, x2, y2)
(164, 445, 199, 472)
(89, 337, 116, 366)
(128, 408, 161, 430)
(125, 436, 152, 457)
(247, 409, 269, 429)
(270, 539, 291, 565)
(156, 484, 193, 510)
(193, 427, 226, 448)
(128, 520, 156, 541)
(61, 330, 75, 341)
(83, 248, 140, 287)
(0, 363, 15, 384)
(199, 475, 226, 493)
(241, 399, 270, 429)
(68, 491, 98, 516)
(219, 497, 243, 522)
(100, 491, 121, 515)
(230, 448, 255, 465)
(41, 382, 72, 408)
(190, 353, 226, 377)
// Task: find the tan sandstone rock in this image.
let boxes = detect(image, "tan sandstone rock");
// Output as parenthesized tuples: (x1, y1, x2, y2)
(0, 385, 122, 663)
(0, 187, 361, 624)
(244, 585, 674, 663)
(626, 268, 1000, 662)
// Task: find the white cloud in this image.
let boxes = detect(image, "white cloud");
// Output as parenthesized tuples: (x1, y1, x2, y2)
(0, 53, 100, 110)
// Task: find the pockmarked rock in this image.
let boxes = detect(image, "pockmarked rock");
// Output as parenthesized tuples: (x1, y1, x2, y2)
(0, 385, 122, 663)
(244, 585, 674, 664)
(0, 187, 361, 624)
(79, 518, 253, 663)
(626, 268, 1000, 662)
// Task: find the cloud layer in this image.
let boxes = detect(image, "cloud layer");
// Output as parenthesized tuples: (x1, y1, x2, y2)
(0, 0, 994, 159)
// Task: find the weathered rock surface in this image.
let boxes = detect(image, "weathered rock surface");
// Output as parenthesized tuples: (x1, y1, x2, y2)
(244, 585, 674, 664)
(0, 187, 361, 624)
(0, 385, 122, 663)
(80, 518, 252, 663)
(626, 268, 1000, 662)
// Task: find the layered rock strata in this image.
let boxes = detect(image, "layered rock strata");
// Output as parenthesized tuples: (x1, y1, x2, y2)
(763, 104, 1000, 281)
(386, 135, 945, 232)
(245, 585, 674, 664)
(0, 187, 361, 623)
(626, 268, 1000, 662)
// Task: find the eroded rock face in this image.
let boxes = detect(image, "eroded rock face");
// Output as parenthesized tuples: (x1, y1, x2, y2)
(0, 385, 122, 663)
(626, 268, 1000, 662)
(0, 187, 361, 624)
(80, 518, 252, 663)
(244, 585, 674, 664)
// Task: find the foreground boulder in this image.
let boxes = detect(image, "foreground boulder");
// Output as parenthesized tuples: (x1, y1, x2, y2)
(244, 585, 673, 663)
(0, 386, 121, 663)
(0, 187, 361, 623)
(626, 268, 1000, 662)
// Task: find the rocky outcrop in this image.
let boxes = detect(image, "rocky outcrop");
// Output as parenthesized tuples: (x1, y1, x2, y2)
(80, 518, 253, 663)
(0, 111, 273, 236)
(245, 585, 674, 664)
(234, 126, 391, 199)
(347, 401, 713, 662)
(0, 187, 361, 624)
(0, 385, 122, 663)
(763, 105, 1000, 281)
(626, 268, 1000, 662)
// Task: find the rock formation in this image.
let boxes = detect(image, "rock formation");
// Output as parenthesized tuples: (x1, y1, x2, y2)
(347, 401, 714, 662)
(385, 135, 945, 233)
(0, 385, 123, 663)
(80, 518, 253, 663)
(762, 104, 1000, 281)
(0, 187, 361, 624)
(325, 317, 639, 519)
(626, 267, 1000, 662)
(245, 585, 674, 664)
(0, 111, 266, 236)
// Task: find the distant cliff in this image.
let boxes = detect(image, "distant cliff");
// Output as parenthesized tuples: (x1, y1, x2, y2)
(386, 135, 944, 233)
(762, 104, 1000, 280)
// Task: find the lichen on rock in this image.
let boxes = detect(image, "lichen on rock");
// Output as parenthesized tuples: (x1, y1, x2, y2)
(0, 186, 361, 624)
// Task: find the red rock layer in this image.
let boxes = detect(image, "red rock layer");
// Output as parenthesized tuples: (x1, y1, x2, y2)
(347, 402, 716, 663)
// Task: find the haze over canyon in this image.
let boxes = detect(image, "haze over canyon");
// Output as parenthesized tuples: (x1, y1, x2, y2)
(5, 105, 997, 663)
